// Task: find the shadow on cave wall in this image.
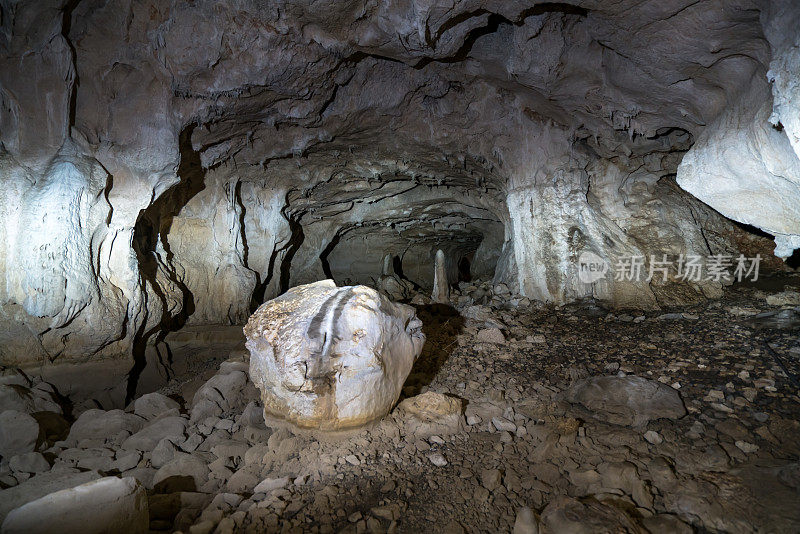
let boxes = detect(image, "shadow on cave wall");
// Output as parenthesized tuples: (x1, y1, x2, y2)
(127, 124, 205, 402)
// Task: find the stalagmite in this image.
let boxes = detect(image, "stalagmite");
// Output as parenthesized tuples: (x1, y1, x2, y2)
(432, 249, 450, 304)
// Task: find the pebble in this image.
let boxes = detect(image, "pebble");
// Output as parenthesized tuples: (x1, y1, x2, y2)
(428, 453, 448, 467)
(644, 430, 663, 445)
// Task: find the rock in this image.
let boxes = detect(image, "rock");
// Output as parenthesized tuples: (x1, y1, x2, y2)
(432, 249, 450, 303)
(766, 290, 800, 306)
(564, 375, 686, 428)
(0, 468, 102, 523)
(0, 383, 61, 415)
(462, 305, 492, 322)
(225, 469, 258, 493)
(427, 452, 448, 467)
(133, 393, 181, 420)
(66, 410, 145, 444)
(481, 468, 502, 491)
(0, 476, 148, 534)
(538, 495, 645, 534)
(491, 416, 516, 433)
(151, 438, 178, 468)
(395, 392, 463, 436)
(513, 506, 539, 534)
(641, 514, 693, 534)
(643, 430, 663, 445)
(191, 371, 248, 417)
(0, 411, 40, 458)
(477, 328, 505, 344)
(121, 416, 187, 451)
(111, 451, 142, 472)
(253, 476, 290, 494)
(152, 453, 210, 490)
(244, 280, 425, 430)
(735, 440, 760, 454)
(8, 452, 49, 474)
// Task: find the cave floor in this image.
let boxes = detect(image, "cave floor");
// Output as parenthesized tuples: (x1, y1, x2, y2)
(171, 278, 799, 533)
(5, 278, 800, 533)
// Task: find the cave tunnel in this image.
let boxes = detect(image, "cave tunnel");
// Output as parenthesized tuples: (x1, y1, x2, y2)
(1, 1, 800, 532)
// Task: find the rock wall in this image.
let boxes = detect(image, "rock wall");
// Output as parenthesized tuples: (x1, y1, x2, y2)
(0, 0, 797, 369)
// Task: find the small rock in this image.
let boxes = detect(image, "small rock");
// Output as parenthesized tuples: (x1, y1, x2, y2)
(8, 452, 50, 474)
(477, 328, 506, 344)
(735, 440, 759, 454)
(643, 430, 663, 445)
(253, 476, 290, 494)
(428, 453, 448, 467)
(513, 506, 538, 534)
(480, 468, 502, 491)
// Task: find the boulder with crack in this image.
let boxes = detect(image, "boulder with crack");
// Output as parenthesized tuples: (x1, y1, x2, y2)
(244, 280, 425, 430)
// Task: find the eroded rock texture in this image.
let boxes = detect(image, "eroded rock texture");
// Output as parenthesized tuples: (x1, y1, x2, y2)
(244, 280, 424, 430)
(0, 0, 798, 369)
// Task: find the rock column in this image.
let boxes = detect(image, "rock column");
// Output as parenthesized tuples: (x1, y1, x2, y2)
(432, 249, 449, 304)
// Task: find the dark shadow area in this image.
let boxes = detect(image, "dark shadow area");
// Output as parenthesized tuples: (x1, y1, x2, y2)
(458, 255, 472, 283)
(152, 475, 196, 494)
(128, 124, 205, 403)
(319, 232, 341, 281)
(786, 248, 800, 270)
(400, 303, 464, 398)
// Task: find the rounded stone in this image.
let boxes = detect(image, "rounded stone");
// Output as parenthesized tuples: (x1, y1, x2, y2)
(244, 280, 425, 430)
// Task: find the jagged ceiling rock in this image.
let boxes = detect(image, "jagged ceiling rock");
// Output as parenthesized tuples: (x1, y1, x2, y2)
(0, 0, 797, 369)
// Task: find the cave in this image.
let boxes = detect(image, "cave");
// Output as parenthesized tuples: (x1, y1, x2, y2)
(1, 0, 800, 532)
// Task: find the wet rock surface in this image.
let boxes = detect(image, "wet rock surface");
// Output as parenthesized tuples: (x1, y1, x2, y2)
(1, 276, 799, 532)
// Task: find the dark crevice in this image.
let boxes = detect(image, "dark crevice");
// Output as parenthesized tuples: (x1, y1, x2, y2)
(418, 3, 587, 68)
(415, 13, 508, 69)
(279, 210, 305, 294)
(127, 124, 205, 403)
(320, 232, 342, 281)
(61, 0, 81, 129)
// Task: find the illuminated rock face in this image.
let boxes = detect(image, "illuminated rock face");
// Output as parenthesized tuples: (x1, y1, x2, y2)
(0, 1, 798, 368)
(244, 280, 425, 430)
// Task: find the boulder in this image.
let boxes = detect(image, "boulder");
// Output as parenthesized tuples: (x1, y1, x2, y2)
(133, 393, 180, 421)
(538, 495, 646, 534)
(8, 453, 49, 474)
(121, 416, 187, 452)
(564, 375, 686, 428)
(0, 411, 40, 458)
(66, 410, 145, 444)
(152, 453, 210, 490)
(0, 384, 61, 415)
(0, 468, 101, 523)
(1, 476, 148, 534)
(244, 280, 425, 430)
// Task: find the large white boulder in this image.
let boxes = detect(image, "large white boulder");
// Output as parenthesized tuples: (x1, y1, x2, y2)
(0, 476, 148, 534)
(244, 280, 425, 430)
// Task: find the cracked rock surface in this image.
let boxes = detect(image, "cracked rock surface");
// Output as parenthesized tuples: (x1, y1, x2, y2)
(1, 0, 798, 369)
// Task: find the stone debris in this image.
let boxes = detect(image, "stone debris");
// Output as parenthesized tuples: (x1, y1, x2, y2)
(1, 279, 799, 532)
